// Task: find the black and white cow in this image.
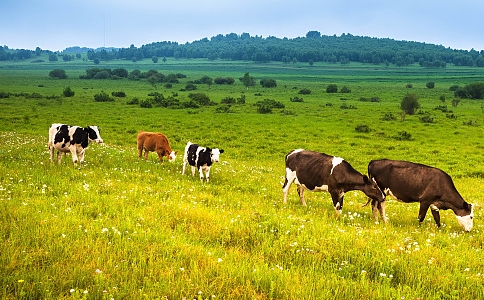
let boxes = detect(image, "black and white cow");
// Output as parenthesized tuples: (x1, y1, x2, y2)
(283, 149, 385, 216)
(368, 159, 474, 231)
(48, 123, 103, 166)
(182, 141, 224, 182)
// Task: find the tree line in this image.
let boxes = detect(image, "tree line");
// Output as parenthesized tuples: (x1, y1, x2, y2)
(2, 31, 484, 67)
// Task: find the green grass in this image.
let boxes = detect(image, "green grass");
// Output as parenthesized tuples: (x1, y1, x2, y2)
(1, 58, 484, 299)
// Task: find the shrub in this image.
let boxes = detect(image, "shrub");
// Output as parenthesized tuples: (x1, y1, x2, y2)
(340, 102, 357, 109)
(426, 82, 435, 89)
(0, 91, 10, 98)
(401, 93, 420, 115)
(298, 88, 311, 95)
(405, 83, 413, 88)
(126, 98, 139, 105)
(290, 96, 304, 102)
(446, 113, 457, 119)
(257, 105, 272, 114)
(260, 78, 277, 88)
(237, 95, 246, 104)
(449, 85, 459, 91)
(49, 69, 67, 79)
(139, 99, 152, 108)
(451, 99, 461, 107)
(340, 86, 351, 93)
(221, 97, 236, 104)
(463, 120, 478, 126)
(465, 82, 484, 99)
(394, 131, 412, 140)
(94, 91, 114, 102)
(111, 91, 126, 97)
(215, 105, 231, 113)
(419, 115, 434, 123)
(326, 84, 338, 93)
(63, 86, 75, 97)
(434, 105, 450, 112)
(188, 93, 212, 106)
(355, 124, 371, 133)
(255, 99, 285, 109)
(185, 83, 197, 91)
(381, 113, 396, 121)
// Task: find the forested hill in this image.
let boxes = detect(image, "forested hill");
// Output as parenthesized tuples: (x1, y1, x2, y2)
(2, 31, 484, 68)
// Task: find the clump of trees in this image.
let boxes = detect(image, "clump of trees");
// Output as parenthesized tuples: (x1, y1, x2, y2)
(49, 69, 67, 79)
(453, 82, 484, 99)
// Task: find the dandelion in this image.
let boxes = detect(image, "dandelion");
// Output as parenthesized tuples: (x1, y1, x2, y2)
(217, 258, 223, 263)
(180, 267, 185, 271)
(83, 290, 88, 294)
(70, 289, 75, 293)
(18, 279, 24, 283)
(95, 269, 102, 274)
(101, 228, 109, 233)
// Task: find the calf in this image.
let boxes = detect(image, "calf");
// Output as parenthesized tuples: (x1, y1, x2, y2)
(368, 159, 474, 231)
(282, 149, 385, 216)
(48, 123, 103, 166)
(182, 141, 224, 182)
(137, 131, 177, 162)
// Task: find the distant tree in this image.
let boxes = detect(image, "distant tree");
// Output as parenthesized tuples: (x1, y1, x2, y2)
(401, 93, 420, 115)
(426, 82, 435, 89)
(306, 31, 321, 38)
(63, 86, 74, 97)
(48, 53, 58, 62)
(240, 72, 255, 90)
(260, 78, 277, 88)
(162, 57, 167, 63)
(309, 59, 314, 66)
(93, 58, 100, 64)
(152, 56, 158, 63)
(49, 69, 67, 79)
(326, 84, 338, 93)
(112, 68, 128, 78)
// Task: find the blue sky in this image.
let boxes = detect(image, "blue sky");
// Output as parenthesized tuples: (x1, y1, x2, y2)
(1, 0, 483, 52)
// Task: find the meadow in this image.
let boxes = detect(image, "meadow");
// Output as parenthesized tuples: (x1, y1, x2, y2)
(1, 56, 484, 299)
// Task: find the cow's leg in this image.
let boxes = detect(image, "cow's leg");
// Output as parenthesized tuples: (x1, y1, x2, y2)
(79, 149, 85, 165)
(282, 169, 296, 204)
(56, 151, 62, 164)
(417, 203, 431, 225)
(70, 148, 79, 166)
(181, 161, 187, 175)
(143, 149, 149, 160)
(191, 166, 196, 177)
(198, 167, 204, 182)
(49, 144, 54, 162)
(137, 145, 143, 158)
(371, 199, 388, 223)
(204, 167, 211, 183)
(330, 191, 344, 216)
(430, 204, 442, 227)
(297, 185, 306, 206)
(156, 151, 164, 162)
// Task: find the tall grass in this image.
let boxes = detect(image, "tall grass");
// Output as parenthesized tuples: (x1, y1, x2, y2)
(1, 60, 483, 299)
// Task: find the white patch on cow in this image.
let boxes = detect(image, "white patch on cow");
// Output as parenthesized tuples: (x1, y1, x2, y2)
(456, 206, 474, 232)
(168, 151, 177, 162)
(330, 156, 344, 174)
(287, 148, 304, 159)
(335, 202, 341, 210)
(384, 188, 401, 201)
(211, 148, 222, 163)
(430, 204, 439, 211)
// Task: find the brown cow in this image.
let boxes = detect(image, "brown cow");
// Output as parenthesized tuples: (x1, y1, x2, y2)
(137, 131, 177, 162)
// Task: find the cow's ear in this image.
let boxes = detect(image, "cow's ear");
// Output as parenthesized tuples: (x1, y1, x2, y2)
(363, 175, 370, 184)
(219, 149, 224, 153)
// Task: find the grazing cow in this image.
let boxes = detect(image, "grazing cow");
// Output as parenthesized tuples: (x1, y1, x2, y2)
(182, 141, 224, 182)
(48, 123, 103, 166)
(137, 131, 177, 162)
(368, 159, 474, 231)
(282, 149, 385, 216)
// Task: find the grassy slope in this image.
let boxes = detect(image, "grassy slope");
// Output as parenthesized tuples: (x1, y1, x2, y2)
(1, 57, 484, 299)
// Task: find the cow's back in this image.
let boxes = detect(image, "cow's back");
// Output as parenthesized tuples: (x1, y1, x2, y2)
(369, 159, 457, 201)
(285, 150, 335, 189)
(137, 131, 169, 151)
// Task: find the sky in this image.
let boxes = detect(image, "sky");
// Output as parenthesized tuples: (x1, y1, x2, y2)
(1, 0, 483, 52)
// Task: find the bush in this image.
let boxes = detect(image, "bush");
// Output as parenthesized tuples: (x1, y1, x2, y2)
(255, 99, 285, 109)
(290, 96, 304, 102)
(257, 105, 273, 114)
(126, 98, 139, 105)
(94, 91, 114, 102)
(326, 84, 338, 93)
(449, 85, 459, 91)
(188, 93, 213, 106)
(298, 88, 311, 95)
(0, 91, 10, 98)
(237, 94, 246, 104)
(426, 82, 435, 89)
(340, 86, 351, 93)
(419, 115, 434, 123)
(49, 69, 67, 79)
(63, 86, 75, 97)
(111, 91, 126, 97)
(260, 78, 277, 88)
(139, 99, 152, 108)
(215, 105, 231, 113)
(381, 113, 396, 121)
(340, 102, 357, 109)
(355, 124, 371, 133)
(405, 83, 413, 88)
(394, 131, 412, 140)
(185, 83, 197, 91)
(221, 97, 236, 104)
(401, 93, 420, 115)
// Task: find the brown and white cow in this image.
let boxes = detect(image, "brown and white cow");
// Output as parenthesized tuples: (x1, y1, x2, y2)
(48, 123, 103, 166)
(368, 159, 474, 231)
(282, 149, 385, 216)
(137, 131, 177, 162)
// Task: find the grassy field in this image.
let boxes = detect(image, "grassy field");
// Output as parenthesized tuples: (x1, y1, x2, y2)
(1, 57, 484, 299)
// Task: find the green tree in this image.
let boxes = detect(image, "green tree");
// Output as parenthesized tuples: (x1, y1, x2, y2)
(260, 78, 277, 88)
(49, 69, 67, 79)
(152, 56, 158, 63)
(63, 86, 74, 97)
(401, 93, 420, 115)
(240, 72, 255, 90)
(326, 84, 338, 93)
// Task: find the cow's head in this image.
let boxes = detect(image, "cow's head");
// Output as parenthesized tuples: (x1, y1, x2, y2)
(456, 203, 474, 232)
(363, 175, 385, 202)
(210, 148, 224, 163)
(86, 126, 103, 144)
(167, 151, 177, 162)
